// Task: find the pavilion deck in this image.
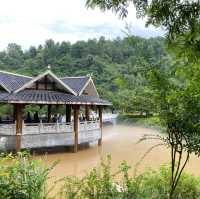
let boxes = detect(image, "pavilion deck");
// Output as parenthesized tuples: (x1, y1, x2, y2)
(0, 120, 101, 151)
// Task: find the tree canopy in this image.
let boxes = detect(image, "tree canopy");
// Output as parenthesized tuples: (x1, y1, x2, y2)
(86, 0, 200, 62)
(0, 36, 168, 114)
(86, 1, 200, 197)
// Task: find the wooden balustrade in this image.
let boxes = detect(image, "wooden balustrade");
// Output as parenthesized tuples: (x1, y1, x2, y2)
(0, 121, 101, 151)
(0, 120, 100, 135)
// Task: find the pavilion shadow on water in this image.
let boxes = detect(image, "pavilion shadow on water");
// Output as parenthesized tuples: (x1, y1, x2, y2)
(0, 68, 111, 152)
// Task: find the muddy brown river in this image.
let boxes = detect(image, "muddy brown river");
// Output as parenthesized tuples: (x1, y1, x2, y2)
(36, 124, 200, 182)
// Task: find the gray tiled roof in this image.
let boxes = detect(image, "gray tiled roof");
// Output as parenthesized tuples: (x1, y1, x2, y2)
(0, 71, 90, 95)
(0, 71, 32, 92)
(61, 77, 90, 94)
(0, 90, 111, 105)
(0, 71, 111, 105)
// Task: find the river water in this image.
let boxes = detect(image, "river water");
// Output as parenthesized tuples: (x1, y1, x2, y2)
(36, 124, 200, 197)
(35, 124, 200, 195)
(36, 124, 200, 182)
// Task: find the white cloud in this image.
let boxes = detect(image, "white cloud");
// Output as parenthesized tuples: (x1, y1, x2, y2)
(0, 0, 164, 50)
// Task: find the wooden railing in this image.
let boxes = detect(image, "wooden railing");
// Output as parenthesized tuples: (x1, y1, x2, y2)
(0, 121, 101, 150)
(79, 120, 100, 131)
(0, 120, 100, 135)
(23, 122, 73, 135)
(78, 120, 101, 143)
(0, 124, 16, 135)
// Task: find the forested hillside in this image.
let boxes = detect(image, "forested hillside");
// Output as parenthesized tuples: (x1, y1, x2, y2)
(0, 36, 169, 113)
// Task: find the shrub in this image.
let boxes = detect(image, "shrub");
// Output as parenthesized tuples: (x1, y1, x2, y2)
(1, 153, 199, 199)
(59, 157, 200, 199)
(60, 156, 119, 199)
(137, 165, 200, 199)
(0, 152, 53, 199)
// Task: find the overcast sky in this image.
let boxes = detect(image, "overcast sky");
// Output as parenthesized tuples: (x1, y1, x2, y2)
(0, 0, 164, 50)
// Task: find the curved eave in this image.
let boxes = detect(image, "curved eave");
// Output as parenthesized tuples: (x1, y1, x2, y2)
(0, 90, 112, 106)
(0, 100, 112, 106)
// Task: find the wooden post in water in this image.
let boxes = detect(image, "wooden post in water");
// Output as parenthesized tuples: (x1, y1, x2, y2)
(98, 106, 103, 146)
(47, 104, 52, 122)
(73, 105, 80, 153)
(66, 105, 71, 123)
(85, 105, 90, 121)
(15, 104, 24, 152)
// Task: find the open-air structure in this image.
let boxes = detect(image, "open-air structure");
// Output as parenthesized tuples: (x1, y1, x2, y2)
(0, 68, 111, 152)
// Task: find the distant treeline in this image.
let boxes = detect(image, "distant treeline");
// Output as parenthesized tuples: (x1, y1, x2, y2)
(0, 36, 170, 114)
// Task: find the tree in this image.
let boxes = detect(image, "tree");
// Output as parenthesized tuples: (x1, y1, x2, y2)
(0, 36, 167, 113)
(58, 41, 71, 56)
(5, 43, 24, 68)
(71, 41, 87, 58)
(146, 64, 200, 198)
(43, 39, 58, 65)
(86, 0, 200, 61)
(28, 46, 37, 58)
(86, 0, 200, 198)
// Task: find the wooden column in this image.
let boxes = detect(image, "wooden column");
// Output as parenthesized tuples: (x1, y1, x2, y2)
(47, 104, 52, 122)
(15, 104, 24, 152)
(98, 106, 103, 146)
(66, 105, 71, 123)
(73, 105, 80, 153)
(85, 105, 90, 121)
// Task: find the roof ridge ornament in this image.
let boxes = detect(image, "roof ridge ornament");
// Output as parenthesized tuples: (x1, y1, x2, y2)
(47, 64, 51, 70)
(86, 73, 93, 77)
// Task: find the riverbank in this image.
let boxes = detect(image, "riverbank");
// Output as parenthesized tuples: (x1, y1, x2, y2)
(117, 114, 163, 131)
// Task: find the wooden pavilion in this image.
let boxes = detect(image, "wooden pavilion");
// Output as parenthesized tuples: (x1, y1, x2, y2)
(0, 68, 111, 152)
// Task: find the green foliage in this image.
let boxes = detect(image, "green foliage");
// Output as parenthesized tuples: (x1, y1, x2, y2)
(0, 152, 52, 199)
(0, 36, 167, 114)
(136, 166, 200, 199)
(59, 156, 200, 199)
(117, 114, 161, 129)
(0, 104, 14, 119)
(86, 0, 200, 62)
(0, 153, 199, 199)
(148, 64, 200, 156)
(60, 156, 119, 199)
(146, 63, 200, 197)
